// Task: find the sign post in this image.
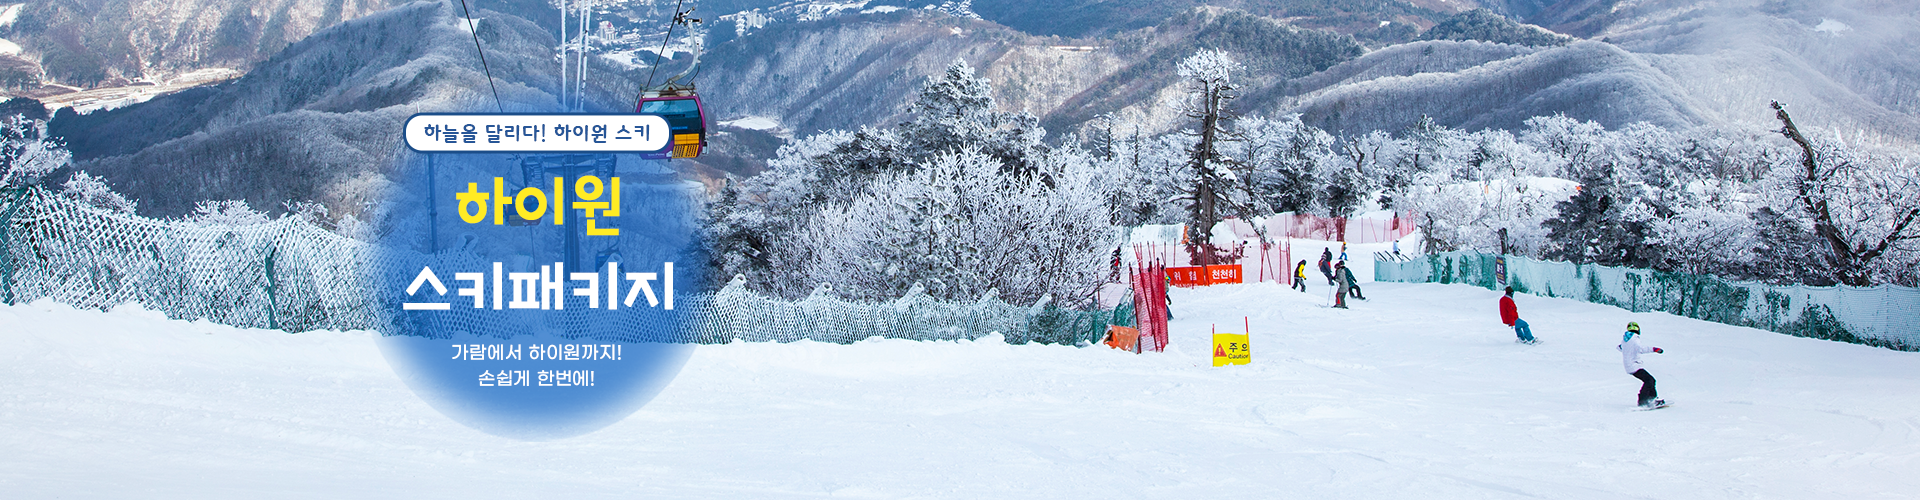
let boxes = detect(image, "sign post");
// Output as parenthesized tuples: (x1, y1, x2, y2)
(1211, 318, 1252, 367)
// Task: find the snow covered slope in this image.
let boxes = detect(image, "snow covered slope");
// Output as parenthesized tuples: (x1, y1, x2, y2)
(4, 281, 1918, 497)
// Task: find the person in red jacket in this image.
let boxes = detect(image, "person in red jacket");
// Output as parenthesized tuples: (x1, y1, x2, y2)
(1499, 286, 1536, 343)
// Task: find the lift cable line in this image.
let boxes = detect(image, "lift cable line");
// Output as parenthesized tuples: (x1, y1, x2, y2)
(630, 0, 707, 159)
(456, 0, 506, 112)
(642, 0, 683, 91)
(641, 0, 700, 98)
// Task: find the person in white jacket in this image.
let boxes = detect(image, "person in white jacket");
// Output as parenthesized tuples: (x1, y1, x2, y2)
(1618, 322, 1666, 408)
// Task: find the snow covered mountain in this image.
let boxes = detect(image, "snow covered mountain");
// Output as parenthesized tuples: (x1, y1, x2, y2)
(49, 0, 568, 217)
(1274, 0, 1920, 142)
(0, 0, 401, 89)
(26, 0, 1920, 219)
(696, 0, 1920, 148)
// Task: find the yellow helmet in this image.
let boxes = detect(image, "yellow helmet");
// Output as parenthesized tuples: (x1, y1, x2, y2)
(1627, 322, 1641, 332)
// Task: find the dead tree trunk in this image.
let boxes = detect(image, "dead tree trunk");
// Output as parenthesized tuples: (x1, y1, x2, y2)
(1772, 101, 1920, 286)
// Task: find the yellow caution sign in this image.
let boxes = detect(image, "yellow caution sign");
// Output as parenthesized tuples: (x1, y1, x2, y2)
(1212, 320, 1251, 367)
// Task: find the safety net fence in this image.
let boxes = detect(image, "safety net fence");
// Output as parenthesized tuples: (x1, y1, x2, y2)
(0, 187, 1128, 345)
(1376, 250, 1920, 351)
(692, 275, 1131, 345)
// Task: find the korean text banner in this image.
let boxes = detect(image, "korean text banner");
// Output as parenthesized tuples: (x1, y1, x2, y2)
(405, 114, 672, 152)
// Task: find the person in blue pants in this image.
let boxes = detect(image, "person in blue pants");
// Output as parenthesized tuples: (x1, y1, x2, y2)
(1499, 286, 1535, 343)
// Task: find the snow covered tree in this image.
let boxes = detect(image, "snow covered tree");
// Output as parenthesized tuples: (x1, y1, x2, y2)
(1319, 135, 1372, 218)
(900, 60, 1047, 177)
(0, 115, 71, 189)
(187, 200, 272, 226)
(1173, 49, 1248, 264)
(1235, 116, 1318, 215)
(1107, 130, 1192, 227)
(1338, 130, 1403, 208)
(799, 149, 1118, 303)
(1376, 116, 1459, 208)
(1542, 166, 1663, 267)
(1649, 181, 1759, 276)
(1519, 114, 1602, 180)
(708, 61, 1119, 303)
(1747, 206, 1831, 285)
(1768, 101, 1920, 287)
(60, 172, 137, 214)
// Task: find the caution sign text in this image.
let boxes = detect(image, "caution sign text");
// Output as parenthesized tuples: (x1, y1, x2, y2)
(1212, 333, 1250, 367)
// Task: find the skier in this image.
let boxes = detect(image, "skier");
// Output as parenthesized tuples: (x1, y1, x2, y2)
(1332, 261, 1351, 309)
(1498, 286, 1535, 344)
(1339, 242, 1348, 262)
(1392, 240, 1402, 258)
(1618, 322, 1667, 409)
(1318, 248, 1335, 285)
(1340, 261, 1365, 300)
(1292, 260, 1308, 293)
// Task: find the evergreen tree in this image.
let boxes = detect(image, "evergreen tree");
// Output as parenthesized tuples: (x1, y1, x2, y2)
(1542, 169, 1660, 267)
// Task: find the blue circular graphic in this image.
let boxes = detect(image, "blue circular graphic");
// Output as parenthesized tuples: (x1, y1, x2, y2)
(369, 149, 703, 440)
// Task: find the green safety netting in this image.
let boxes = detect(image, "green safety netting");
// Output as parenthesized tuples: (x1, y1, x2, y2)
(0, 187, 1128, 345)
(0, 187, 385, 332)
(1376, 250, 1920, 351)
(691, 274, 1130, 345)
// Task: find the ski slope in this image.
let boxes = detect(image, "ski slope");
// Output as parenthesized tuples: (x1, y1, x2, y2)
(4, 281, 1918, 498)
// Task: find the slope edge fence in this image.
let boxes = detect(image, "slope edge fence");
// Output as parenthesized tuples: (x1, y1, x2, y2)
(1375, 250, 1920, 351)
(0, 187, 1128, 345)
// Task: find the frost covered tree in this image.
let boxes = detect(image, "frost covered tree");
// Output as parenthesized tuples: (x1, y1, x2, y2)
(1233, 115, 1365, 217)
(1648, 178, 1759, 276)
(900, 60, 1047, 177)
(1173, 49, 1249, 264)
(1337, 130, 1403, 208)
(708, 61, 1119, 303)
(1541, 165, 1663, 267)
(1107, 130, 1192, 227)
(801, 150, 1116, 302)
(0, 115, 71, 189)
(187, 200, 272, 226)
(1519, 114, 1602, 179)
(1768, 102, 1920, 287)
(60, 172, 137, 214)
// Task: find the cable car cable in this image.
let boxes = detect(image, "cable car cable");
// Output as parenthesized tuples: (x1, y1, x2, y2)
(455, 0, 506, 112)
(642, 0, 687, 93)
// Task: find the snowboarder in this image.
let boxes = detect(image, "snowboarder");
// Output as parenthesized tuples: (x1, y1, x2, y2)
(1332, 261, 1351, 309)
(1499, 286, 1535, 344)
(1618, 322, 1667, 409)
(1318, 249, 1335, 286)
(1292, 260, 1308, 293)
(1340, 261, 1365, 300)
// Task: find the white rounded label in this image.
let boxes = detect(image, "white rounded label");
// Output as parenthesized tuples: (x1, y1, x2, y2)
(405, 114, 672, 152)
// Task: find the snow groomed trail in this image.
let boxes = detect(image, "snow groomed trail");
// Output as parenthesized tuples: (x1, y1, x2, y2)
(4, 281, 1918, 498)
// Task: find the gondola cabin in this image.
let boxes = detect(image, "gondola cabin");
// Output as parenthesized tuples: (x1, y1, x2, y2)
(636, 89, 706, 159)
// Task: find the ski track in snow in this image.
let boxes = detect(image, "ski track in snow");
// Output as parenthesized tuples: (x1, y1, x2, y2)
(3, 281, 1918, 498)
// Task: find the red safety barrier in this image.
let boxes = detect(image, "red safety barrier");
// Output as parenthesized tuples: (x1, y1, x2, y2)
(1165, 264, 1244, 287)
(1206, 264, 1243, 284)
(1167, 266, 1206, 287)
(1265, 211, 1416, 244)
(1130, 244, 1171, 352)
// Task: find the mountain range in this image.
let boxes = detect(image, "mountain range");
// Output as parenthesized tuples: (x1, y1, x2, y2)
(1, 0, 1911, 219)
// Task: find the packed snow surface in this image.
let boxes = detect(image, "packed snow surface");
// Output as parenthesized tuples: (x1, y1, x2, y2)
(4, 281, 1918, 498)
